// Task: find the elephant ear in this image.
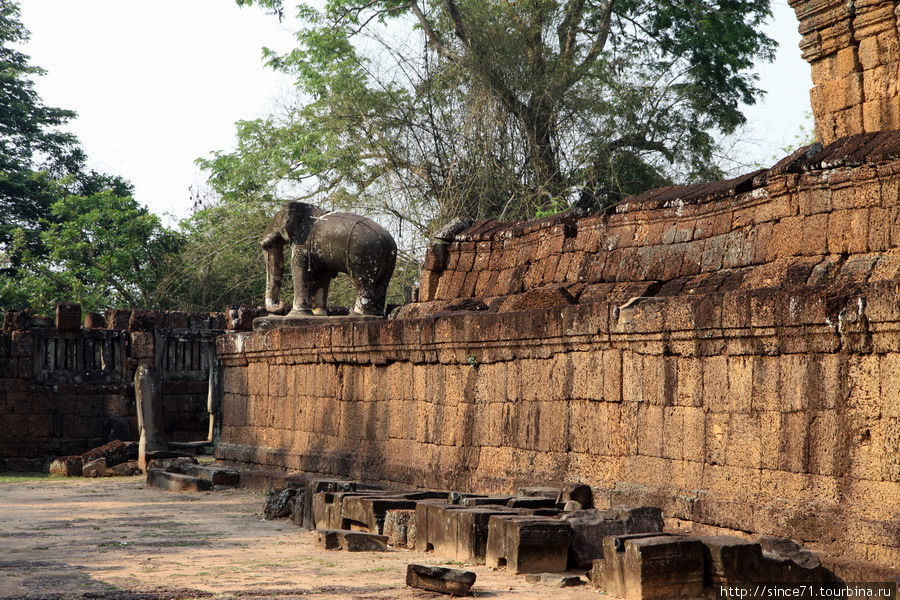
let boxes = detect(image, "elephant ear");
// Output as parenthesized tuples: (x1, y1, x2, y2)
(285, 202, 317, 244)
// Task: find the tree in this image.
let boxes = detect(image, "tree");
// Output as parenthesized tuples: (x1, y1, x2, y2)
(1, 186, 183, 313)
(0, 0, 83, 256)
(203, 0, 774, 240)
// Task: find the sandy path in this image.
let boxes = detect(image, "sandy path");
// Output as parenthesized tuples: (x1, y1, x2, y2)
(0, 476, 605, 599)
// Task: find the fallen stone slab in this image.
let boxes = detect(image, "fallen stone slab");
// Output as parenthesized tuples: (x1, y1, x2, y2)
(82, 458, 108, 478)
(314, 529, 388, 551)
(181, 464, 239, 487)
(81, 440, 133, 468)
(406, 564, 476, 596)
(146, 469, 212, 492)
(623, 535, 704, 599)
(107, 460, 141, 476)
(49, 456, 83, 477)
(524, 573, 585, 587)
(454, 507, 520, 563)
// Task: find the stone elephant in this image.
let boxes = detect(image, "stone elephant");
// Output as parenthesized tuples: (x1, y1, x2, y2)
(261, 202, 397, 317)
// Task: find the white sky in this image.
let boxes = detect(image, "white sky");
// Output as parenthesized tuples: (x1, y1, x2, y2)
(19, 0, 811, 224)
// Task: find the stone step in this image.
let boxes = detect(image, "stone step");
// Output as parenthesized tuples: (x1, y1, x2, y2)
(180, 464, 240, 487)
(146, 469, 212, 492)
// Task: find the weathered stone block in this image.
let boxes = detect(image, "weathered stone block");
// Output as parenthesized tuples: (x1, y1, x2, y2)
(384, 509, 416, 548)
(181, 465, 239, 487)
(454, 507, 519, 563)
(524, 573, 584, 587)
(81, 458, 108, 477)
(486, 516, 571, 574)
(461, 495, 514, 507)
(55, 303, 81, 331)
(406, 564, 476, 596)
(621, 536, 705, 600)
(146, 469, 212, 492)
(49, 455, 83, 476)
(107, 460, 141, 476)
(263, 488, 296, 519)
(340, 496, 417, 534)
(314, 529, 388, 552)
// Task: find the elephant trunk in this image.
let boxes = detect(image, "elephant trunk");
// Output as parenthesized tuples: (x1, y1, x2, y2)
(264, 242, 286, 314)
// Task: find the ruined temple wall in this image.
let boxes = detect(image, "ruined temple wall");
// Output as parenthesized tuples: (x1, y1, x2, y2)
(0, 327, 132, 470)
(215, 283, 900, 570)
(403, 140, 900, 318)
(215, 154, 900, 571)
(0, 308, 224, 469)
(790, 0, 900, 144)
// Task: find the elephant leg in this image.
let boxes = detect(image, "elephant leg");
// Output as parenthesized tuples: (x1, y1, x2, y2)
(310, 273, 331, 316)
(289, 244, 313, 316)
(352, 275, 388, 316)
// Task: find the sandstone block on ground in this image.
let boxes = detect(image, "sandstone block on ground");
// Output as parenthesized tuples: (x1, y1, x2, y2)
(591, 533, 675, 595)
(146, 469, 212, 492)
(383, 509, 416, 548)
(623, 535, 704, 600)
(82, 458, 108, 477)
(406, 563, 476, 596)
(518, 486, 561, 498)
(414, 500, 469, 554)
(758, 536, 827, 584)
(454, 507, 519, 563)
(181, 465, 239, 487)
(301, 479, 357, 530)
(263, 488, 296, 519)
(341, 496, 417, 534)
(108, 460, 141, 476)
(146, 456, 198, 472)
(485, 516, 572, 574)
(697, 535, 763, 586)
(314, 529, 388, 551)
(49, 456, 82, 477)
(564, 509, 628, 569)
(524, 573, 584, 587)
(81, 440, 132, 468)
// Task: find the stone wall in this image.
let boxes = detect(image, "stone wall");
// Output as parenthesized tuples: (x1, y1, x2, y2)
(215, 141, 900, 574)
(0, 307, 223, 470)
(790, 0, 900, 143)
(403, 133, 900, 318)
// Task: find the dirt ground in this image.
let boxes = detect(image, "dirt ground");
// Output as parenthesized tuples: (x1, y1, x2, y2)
(0, 475, 606, 600)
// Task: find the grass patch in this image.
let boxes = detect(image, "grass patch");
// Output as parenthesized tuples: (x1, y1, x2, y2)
(0, 473, 70, 484)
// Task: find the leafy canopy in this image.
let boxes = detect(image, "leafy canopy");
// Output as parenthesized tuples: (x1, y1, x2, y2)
(204, 0, 774, 240)
(0, 0, 176, 314)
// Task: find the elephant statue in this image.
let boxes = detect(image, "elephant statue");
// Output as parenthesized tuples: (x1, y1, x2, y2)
(261, 202, 397, 317)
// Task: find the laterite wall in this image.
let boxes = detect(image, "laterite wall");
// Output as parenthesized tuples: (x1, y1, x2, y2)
(216, 141, 900, 574)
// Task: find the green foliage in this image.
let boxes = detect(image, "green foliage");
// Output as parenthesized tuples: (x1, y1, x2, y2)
(1, 188, 181, 314)
(0, 0, 82, 255)
(0, 1, 166, 315)
(203, 0, 774, 236)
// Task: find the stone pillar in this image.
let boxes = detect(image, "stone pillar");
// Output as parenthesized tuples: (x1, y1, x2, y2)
(789, 0, 900, 143)
(135, 365, 165, 471)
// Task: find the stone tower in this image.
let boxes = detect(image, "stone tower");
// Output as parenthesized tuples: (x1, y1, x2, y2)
(790, 0, 900, 143)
